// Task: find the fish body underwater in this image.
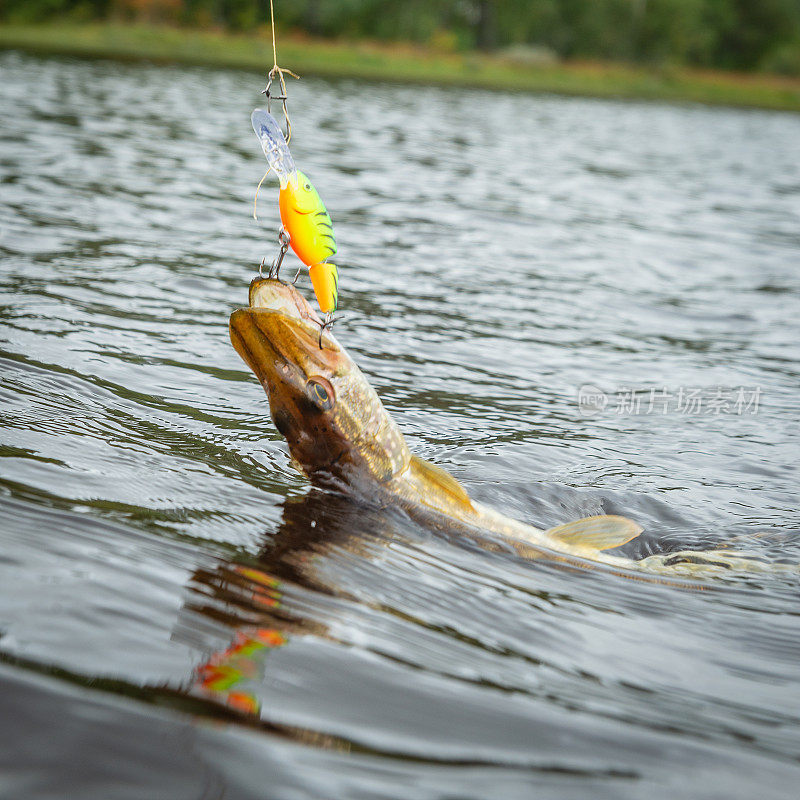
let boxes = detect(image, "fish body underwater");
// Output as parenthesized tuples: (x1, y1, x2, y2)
(230, 279, 793, 581)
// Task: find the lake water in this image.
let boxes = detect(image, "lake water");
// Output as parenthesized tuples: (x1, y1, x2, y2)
(1, 50, 799, 799)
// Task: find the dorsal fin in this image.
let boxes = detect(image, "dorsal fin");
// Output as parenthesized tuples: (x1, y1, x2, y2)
(545, 515, 643, 552)
(409, 456, 474, 510)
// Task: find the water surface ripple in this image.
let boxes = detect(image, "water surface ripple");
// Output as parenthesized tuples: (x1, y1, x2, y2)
(1, 51, 799, 799)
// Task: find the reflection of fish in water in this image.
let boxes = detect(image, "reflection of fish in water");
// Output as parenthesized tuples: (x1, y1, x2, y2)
(229, 278, 796, 581)
(186, 495, 388, 719)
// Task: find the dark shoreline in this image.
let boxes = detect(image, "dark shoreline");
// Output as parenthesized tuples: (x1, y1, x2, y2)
(1, 22, 799, 113)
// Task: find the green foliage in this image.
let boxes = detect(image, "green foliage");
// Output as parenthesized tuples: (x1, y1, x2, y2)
(1, 0, 798, 73)
(2, 0, 104, 24)
(762, 39, 800, 76)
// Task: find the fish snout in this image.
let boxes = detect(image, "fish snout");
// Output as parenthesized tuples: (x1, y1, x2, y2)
(229, 305, 341, 394)
(229, 307, 286, 389)
(248, 277, 322, 324)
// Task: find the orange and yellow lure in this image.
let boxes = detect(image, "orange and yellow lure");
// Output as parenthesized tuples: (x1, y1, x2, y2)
(252, 109, 338, 320)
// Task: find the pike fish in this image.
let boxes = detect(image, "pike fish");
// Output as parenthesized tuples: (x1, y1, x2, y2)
(230, 279, 794, 581)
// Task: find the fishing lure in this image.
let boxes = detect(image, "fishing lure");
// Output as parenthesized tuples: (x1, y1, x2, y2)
(251, 109, 338, 328)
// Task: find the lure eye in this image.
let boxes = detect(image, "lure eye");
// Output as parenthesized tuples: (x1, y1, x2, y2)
(306, 377, 335, 410)
(304, 182, 311, 191)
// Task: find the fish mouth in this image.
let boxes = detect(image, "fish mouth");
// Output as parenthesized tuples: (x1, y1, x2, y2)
(230, 278, 355, 486)
(231, 278, 411, 491)
(230, 278, 340, 391)
(247, 276, 321, 322)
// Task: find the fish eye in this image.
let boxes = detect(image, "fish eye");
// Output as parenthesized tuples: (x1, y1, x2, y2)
(304, 182, 311, 190)
(306, 377, 335, 410)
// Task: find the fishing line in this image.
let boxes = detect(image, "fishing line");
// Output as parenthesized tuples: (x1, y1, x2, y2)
(254, 0, 299, 220)
(264, 0, 299, 143)
(253, 167, 271, 220)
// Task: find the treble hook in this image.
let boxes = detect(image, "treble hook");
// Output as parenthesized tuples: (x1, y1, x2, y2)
(260, 227, 291, 280)
(317, 313, 336, 349)
(272, 227, 291, 281)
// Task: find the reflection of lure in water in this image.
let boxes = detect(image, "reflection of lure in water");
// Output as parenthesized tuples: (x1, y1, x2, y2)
(194, 567, 288, 715)
(251, 109, 338, 329)
(197, 627, 287, 715)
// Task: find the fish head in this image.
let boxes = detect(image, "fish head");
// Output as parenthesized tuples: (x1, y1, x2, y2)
(230, 278, 410, 494)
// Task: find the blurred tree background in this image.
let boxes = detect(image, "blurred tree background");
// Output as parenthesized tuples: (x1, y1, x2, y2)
(2, 0, 799, 75)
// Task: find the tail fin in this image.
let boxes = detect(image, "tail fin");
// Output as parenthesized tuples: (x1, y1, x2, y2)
(545, 515, 643, 552)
